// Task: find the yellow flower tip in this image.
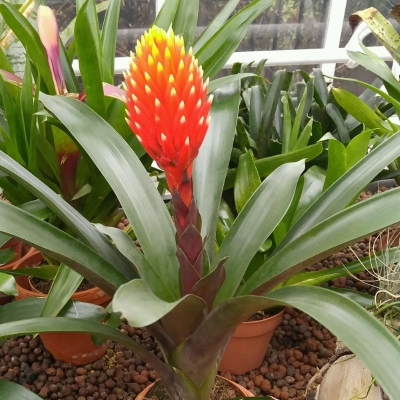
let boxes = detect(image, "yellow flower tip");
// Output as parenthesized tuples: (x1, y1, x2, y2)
(124, 117, 131, 125)
(155, 98, 161, 107)
(185, 137, 190, 146)
(180, 46, 185, 58)
(157, 62, 164, 73)
(206, 116, 211, 125)
(136, 135, 143, 143)
(152, 44, 160, 58)
(131, 93, 138, 102)
(196, 99, 202, 109)
(130, 61, 138, 72)
(144, 72, 151, 81)
(130, 78, 137, 88)
(135, 122, 141, 130)
(134, 105, 141, 115)
(189, 86, 195, 95)
(178, 60, 185, 71)
(179, 101, 185, 110)
(180, 115, 186, 124)
(130, 50, 135, 59)
(148, 54, 155, 66)
(199, 116, 204, 125)
(188, 73, 193, 83)
(161, 133, 167, 141)
(165, 47, 172, 61)
(168, 74, 175, 84)
(122, 71, 127, 79)
(121, 82, 127, 91)
(171, 87, 177, 97)
(188, 47, 193, 57)
(145, 84, 151, 94)
(208, 94, 214, 104)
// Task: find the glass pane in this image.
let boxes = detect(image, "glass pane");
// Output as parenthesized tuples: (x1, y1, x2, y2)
(339, 0, 393, 48)
(47, 0, 155, 57)
(199, 0, 332, 51)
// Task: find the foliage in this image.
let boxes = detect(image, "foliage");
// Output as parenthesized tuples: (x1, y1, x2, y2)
(1, 1, 400, 400)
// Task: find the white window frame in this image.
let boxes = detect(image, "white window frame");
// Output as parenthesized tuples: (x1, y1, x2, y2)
(71, 0, 394, 76)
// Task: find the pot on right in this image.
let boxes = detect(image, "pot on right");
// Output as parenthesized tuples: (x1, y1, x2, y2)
(219, 309, 284, 375)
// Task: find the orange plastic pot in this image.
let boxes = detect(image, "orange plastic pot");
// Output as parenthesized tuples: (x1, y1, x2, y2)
(135, 376, 254, 399)
(13, 250, 111, 306)
(0, 238, 23, 270)
(40, 332, 108, 365)
(218, 309, 284, 375)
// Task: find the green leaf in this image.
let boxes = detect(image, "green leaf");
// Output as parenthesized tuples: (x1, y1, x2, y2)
(101, 0, 120, 84)
(172, 0, 199, 48)
(279, 131, 400, 248)
(291, 166, 325, 226)
(0, 1, 54, 93)
(0, 297, 108, 323)
(323, 139, 347, 191)
(193, 82, 240, 261)
(40, 264, 83, 318)
(0, 272, 17, 295)
(75, 0, 106, 117)
(224, 143, 323, 190)
(293, 118, 313, 150)
(153, 0, 179, 30)
(0, 201, 128, 295)
(0, 150, 135, 280)
(332, 88, 387, 135)
(112, 279, 207, 343)
(326, 103, 350, 144)
(0, 380, 43, 399)
(313, 68, 328, 106)
(195, 0, 275, 79)
(39, 94, 179, 302)
(267, 286, 400, 400)
(208, 73, 255, 94)
(5, 265, 58, 279)
(289, 85, 308, 150)
(346, 129, 371, 170)
(194, 0, 240, 50)
(240, 186, 400, 295)
(213, 161, 305, 304)
(234, 150, 261, 213)
(0, 248, 15, 265)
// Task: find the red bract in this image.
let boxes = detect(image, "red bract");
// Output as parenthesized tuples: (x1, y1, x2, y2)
(124, 26, 212, 205)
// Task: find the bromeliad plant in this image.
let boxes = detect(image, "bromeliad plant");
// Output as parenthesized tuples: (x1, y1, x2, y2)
(3, 8, 400, 400)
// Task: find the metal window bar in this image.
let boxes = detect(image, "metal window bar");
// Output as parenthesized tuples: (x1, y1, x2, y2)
(321, 0, 348, 77)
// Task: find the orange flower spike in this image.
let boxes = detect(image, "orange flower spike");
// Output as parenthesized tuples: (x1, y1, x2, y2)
(124, 26, 212, 205)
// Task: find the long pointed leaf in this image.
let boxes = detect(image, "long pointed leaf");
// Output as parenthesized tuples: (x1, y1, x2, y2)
(240, 186, 400, 295)
(193, 82, 240, 261)
(278, 131, 400, 249)
(213, 161, 304, 304)
(0, 150, 136, 280)
(39, 94, 180, 301)
(0, 201, 127, 295)
(0, 380, 42, 399)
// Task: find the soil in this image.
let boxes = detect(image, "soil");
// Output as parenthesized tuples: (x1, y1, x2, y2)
(0, 185, 396, 399)
(30, 277, 95, 294)
(145, 376, 243, 400)
(247, 308, 284, 322)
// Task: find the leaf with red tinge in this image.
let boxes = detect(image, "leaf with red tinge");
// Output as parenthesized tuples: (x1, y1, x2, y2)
(191, 257, 227, 310)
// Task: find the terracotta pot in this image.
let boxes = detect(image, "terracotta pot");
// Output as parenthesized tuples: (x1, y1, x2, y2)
(135, 376, 254, 400)
(376, 229, 400, 252)
(40, 332, 108, 365)
(0, 238, 23, 270)
(218, 309, 285, 375)
(13, 250, 111, 306)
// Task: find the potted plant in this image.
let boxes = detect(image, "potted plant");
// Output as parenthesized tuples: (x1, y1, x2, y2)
(2, 9, 400, 397)
(2, 1, 400, 399)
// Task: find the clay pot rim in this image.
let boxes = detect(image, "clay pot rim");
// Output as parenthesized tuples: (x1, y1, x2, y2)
(135, 375, 254, 399)
(241, 307, 285, 325)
